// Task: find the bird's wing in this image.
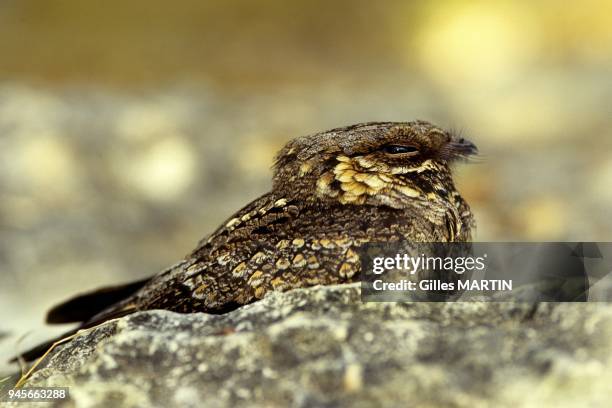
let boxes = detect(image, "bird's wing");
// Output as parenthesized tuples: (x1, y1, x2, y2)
(150, 196, 393, 313)
(132, 192, 312, 312)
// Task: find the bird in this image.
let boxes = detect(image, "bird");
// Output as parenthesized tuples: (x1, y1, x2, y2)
(15, 121, 477, 362)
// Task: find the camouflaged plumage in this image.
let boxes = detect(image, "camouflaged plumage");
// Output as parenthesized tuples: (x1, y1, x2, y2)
(19, 121, 477, 361)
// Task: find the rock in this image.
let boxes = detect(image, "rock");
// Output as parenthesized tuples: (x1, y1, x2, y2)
(13, 284, 612, 407)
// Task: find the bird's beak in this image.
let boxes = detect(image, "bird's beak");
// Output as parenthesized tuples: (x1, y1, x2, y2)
(451, 137, 478, 156)
(440, 137, 479, 161)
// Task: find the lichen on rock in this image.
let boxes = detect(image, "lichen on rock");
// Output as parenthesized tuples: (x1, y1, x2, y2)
(12, 284, 612, 407)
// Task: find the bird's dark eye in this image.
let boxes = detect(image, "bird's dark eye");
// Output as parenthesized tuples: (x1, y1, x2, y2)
(382, 145, 419, 154)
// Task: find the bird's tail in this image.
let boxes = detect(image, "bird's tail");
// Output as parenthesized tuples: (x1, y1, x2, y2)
(45, 277, 150, 324)
(11, 277, 151, 362)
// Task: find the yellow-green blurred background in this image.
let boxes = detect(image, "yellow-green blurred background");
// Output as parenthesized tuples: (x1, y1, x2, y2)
(1, 0, 612, 366)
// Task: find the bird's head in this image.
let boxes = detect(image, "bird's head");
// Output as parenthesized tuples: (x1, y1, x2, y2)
(272, 121, 477, 209)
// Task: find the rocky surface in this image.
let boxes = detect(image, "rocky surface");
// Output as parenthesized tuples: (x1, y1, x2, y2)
(5, 284, 611, 407)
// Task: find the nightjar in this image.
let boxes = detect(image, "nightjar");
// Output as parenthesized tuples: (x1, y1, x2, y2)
(18, 121, 477, 361)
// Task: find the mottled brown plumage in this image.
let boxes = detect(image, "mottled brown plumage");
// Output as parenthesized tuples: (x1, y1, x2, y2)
(18, 121, 477, 361)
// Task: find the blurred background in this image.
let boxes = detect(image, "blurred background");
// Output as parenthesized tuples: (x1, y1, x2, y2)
(1, 0, 612, 368)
